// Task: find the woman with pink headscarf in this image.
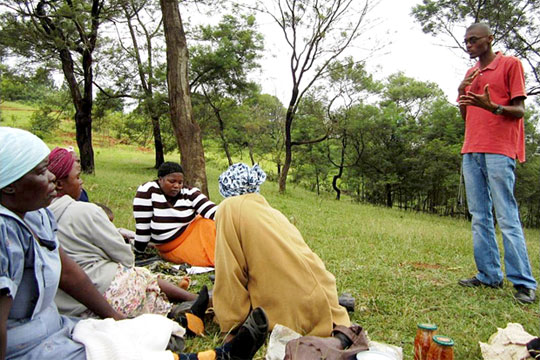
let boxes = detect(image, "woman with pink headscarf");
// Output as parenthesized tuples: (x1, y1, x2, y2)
(46, 148, 207, 332)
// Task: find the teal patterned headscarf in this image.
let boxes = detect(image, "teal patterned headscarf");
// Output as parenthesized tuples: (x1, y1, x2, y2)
(218, 163, 267, 198)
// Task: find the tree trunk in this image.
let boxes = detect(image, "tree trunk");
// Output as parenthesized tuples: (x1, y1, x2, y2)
(150, 114, 165, 168)
(159, 0, 208, 196)
(248, 144, 255, 165)
(332, 167, 343, 200)
(42, 1, 96, 173)
(125, 5, 165, 170)
(278, 84, 299, 193)
(219, 131, 233, 166)
(386, 183, 392, 207)
(59, 47, 95, 173)
(332, 135, 347, 200)
(75, 111, 94, 173)
(215, 109, 232, 166)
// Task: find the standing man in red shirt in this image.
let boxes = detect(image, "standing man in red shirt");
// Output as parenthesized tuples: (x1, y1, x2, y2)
(457, 23, 536, 304)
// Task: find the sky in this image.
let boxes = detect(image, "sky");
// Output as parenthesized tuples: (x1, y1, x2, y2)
(254, 0, 474, 105)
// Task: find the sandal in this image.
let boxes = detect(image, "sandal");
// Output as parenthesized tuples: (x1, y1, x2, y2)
(228, 307, 269, 360)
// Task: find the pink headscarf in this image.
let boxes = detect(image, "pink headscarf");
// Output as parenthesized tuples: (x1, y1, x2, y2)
(48, 147, 76, 179)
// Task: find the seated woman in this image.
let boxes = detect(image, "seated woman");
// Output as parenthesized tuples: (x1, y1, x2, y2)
(0, 127, 267, 360)
(214, 163, 351, 338)
(133, 162, 217, 267)
(46, 148, 205, 330)
(0, 127, 124, 360)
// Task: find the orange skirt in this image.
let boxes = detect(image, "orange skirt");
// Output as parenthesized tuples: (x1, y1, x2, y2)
(155, 216, 216, 267)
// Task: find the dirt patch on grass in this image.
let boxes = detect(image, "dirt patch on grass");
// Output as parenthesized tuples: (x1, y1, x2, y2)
(0, 106, 36, 111)
(410, 262, 442, 270)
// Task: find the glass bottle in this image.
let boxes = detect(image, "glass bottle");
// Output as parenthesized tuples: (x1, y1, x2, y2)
(426, 335, 454, 360)
(414, 323, 437, 360)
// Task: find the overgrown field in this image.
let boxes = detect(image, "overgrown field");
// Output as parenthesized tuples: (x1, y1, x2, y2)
(1, 104, 538, 359)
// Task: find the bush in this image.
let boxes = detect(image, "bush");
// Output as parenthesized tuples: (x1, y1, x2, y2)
(29, 105, 61, 138)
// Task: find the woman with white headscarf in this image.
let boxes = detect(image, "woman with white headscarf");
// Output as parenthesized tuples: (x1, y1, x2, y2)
(214, 163, 350, 338)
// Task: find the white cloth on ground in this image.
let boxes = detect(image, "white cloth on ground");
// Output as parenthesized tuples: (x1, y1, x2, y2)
(72, 313, 186, 360)
(479, 323, 535, 360)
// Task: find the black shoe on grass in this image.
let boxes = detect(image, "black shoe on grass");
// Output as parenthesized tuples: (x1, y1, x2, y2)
(228, 307, 269, 360)
(514, 286, 536, 304)
(458, 276, 503, 289)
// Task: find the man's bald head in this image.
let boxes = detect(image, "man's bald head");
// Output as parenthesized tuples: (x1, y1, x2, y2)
(466, 23, 493, 36)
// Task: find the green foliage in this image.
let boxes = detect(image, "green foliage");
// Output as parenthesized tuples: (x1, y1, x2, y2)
(102, 108, 176, 154)
(411, 0, 540, 95)
(93, 91, 124, 128)
(29, 105, 61, 138)
(189, 13, 265, 164)
(0, 64, 57, 103)
(190, 14, 264, 96)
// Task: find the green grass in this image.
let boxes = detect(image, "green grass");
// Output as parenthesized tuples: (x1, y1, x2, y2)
(5, 107, 539, 359)
(77, 144, 538, 360)
(0, 100, 37, 128)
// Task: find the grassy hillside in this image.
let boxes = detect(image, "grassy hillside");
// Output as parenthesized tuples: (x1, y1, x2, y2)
(0, 100, 37, 128)
(80, 146, 538, 359)
(2, 104, 538, 359)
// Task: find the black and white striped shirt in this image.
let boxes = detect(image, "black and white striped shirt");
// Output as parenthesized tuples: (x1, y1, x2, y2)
(133, 181, 217, 252)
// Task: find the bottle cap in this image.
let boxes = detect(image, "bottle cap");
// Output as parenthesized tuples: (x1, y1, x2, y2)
(433, 335, 454, 346)
(417, 323, 437, 331)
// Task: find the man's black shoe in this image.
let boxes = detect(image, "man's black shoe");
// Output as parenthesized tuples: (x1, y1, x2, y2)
(458, 277, 503, 288)
(514, 286, 536, 304)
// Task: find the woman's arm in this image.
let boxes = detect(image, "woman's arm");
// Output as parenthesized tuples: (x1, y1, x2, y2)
(0, 293, 12, 360)
(133, 184, 154, 252)
(189, 188, 217, 220)
(58, 247, 125, 320)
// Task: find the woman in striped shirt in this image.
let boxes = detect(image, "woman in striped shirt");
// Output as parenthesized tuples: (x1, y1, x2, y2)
(133, 162, 217, 266)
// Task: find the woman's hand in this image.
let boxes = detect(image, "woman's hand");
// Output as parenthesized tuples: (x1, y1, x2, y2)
(58, 247, 125, 320)
(0, 294, 13, 360)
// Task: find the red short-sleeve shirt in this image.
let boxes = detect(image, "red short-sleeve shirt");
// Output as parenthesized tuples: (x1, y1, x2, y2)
(460, 52, 527, 162)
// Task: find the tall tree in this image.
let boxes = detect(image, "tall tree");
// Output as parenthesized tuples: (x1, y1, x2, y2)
(256, 0, 374, 193)
(159, 0, 208, 195)
(412, 0, 540, 95)
(324, 58, 380, 200)
(189, 14, 264, 166)
(0, 0, 114, 173)
(243, 93, 286, 170)
(114, 0, 166, 168)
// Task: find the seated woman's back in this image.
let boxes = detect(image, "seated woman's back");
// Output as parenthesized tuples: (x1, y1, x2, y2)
(213, 164, 350, 337)
(49, 194, 134, 316)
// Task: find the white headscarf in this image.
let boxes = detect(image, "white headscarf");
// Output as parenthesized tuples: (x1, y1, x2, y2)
(0, 127, 50, 189)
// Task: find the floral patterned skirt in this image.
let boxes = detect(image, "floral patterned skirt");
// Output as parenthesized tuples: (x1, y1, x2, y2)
(82, 265, 172, 318)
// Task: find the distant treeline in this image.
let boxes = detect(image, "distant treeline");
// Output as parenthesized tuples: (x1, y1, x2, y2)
(2, 67, 539, 228)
